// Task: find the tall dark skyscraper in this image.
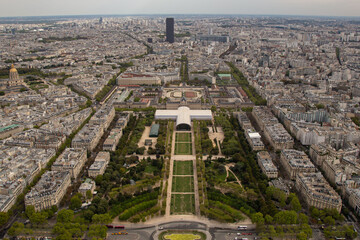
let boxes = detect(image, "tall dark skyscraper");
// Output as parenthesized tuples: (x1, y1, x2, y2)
(166, 18, 174, 43)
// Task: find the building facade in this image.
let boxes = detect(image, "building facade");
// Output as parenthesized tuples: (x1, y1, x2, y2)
(25, 171, 71, 211)
(166, 18, 174, 43)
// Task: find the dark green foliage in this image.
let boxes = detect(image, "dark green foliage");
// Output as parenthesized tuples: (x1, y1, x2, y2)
(227, 62, 267, 105)
(69, 195, 82, 210)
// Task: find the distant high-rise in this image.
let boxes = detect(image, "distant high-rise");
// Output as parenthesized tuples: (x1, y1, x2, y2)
(166, 18, 174, 43)
(99, 17, 103, 24)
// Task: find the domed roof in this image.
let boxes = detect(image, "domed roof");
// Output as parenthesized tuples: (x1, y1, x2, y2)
(10, 64, 18, 73)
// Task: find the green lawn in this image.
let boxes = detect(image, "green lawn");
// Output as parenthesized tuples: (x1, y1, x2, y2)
(175, 142, 192, 155)
(144, 165, 157, 174)
(172, 176, 194, 192)
(163, 233, 201, 240)
(170, 194, 195, 214)
(173, 161, 193, 175)
(176, 133, 191, 142)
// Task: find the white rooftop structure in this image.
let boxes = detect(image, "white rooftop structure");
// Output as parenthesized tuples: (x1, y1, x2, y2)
(248, 132, 261, 139)
(155, 106, 213, 130)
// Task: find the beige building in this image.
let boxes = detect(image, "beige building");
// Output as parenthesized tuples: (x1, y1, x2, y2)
(79, 178, 96, 198)
(296, 172, 342, 212)
(89, 105, 115, 130)
(51, 148, 87, 179)
(25, 171, 71, 211)
(252, 106, 279, 130)
(0, 124, 24, 139)
(72, 124, 104, 151)
(245, 128, 265, 151)
(309, 144, 328, 166)
(264, 123, 294, 150)
(103, 128, 122, 151)
(88, 151, 110, 178)
(257, 151, 278, 179)
(117, 73, 161, 85)
(280, 149, 316, 179)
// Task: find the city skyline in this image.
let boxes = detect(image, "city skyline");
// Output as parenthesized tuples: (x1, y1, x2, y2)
(1, 0, 360, 17)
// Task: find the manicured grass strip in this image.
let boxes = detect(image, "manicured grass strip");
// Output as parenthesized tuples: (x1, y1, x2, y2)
(173, 161, 193, 175)
(172, 176, 194, 192)
(170, 194, 195, 214)
(160, 231, 206, 240)
(175, 133, 191, 142)
(164, 234, 201, 240)
(175, 142, 192, 155)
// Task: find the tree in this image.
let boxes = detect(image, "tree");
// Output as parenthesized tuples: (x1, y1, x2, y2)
(211, 105, 217, 112)
(297, 232, 307, 240)
(324, 216, 335, 226)
(290, 196, 301, 212)
(83, 210, 94, 221)
(0, 212, 9, 226)
(25, 205, 35, 219)
(7, 222, 24, 236)
(70, 195, 82, 210)
(56, 231, 72, 240)
(310, 207, 320, 219)
(97, 199, 109, 214)
(298, 213, 309, 224)
(92, 213, 112, 224)
(301, 224, 313, 238)
(53, 223, 66, 235)
(274, 210, 298, 225)
(57, 209, 74, 223)
(88, 224, 107, 239)
(0, 91, 4, 96)
(265, 214, 273, 224)
(86, 190, 93, 200)
(30, 212, 47, 226)
(251, 212, 264, 225)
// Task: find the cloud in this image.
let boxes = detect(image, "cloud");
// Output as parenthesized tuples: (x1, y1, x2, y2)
(0, 0, 359, 17)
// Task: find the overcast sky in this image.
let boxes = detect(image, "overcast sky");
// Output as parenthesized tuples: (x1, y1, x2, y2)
(1, 0, 359, 17)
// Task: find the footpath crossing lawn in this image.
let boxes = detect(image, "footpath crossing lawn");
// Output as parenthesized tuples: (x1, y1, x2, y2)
(170, 194, 195, 214)
(173, 161, 193, 175)
(172, 176, 194, 192)
(175, 132, 191, 142)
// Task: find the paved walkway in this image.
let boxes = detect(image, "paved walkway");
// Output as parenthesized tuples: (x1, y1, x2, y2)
(225, 165, 243, 188)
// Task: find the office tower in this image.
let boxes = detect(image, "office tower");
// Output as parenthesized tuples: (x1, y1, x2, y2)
(166, 18, 174, 43)
(99, 17, 103, 24)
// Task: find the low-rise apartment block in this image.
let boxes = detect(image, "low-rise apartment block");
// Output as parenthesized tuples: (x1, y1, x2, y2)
(280, 149, 316, 179)
(252, 106, 279, 130)
(72, 124, 104, 151)
(52, 148, 87, 179)
(103, 128, 122, 151)
(245, 128, 265, 151)
(257, 151, 278, 179)
(264, 123, 294, 150)
(25, 171, 71, 211)
(89, 104, 115, 130)
(88, 151, 110, 178)
(234, 111, 252, 130)
(296, 172, 342, 212)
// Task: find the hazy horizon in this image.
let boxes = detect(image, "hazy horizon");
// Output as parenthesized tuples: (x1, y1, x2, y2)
(1, 0, 359, 18)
